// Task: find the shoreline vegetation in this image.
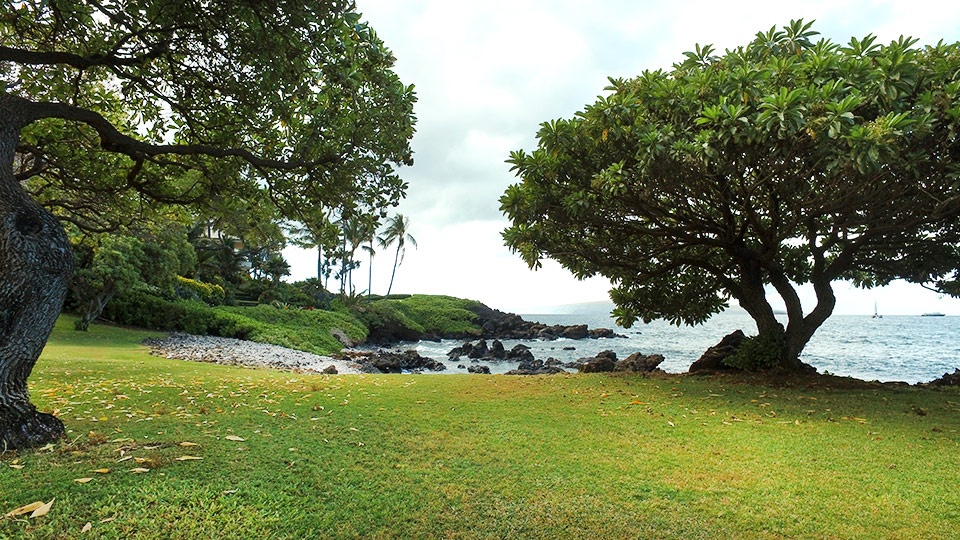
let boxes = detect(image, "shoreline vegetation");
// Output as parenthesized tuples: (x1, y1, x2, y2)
(3, 316, 959, 539)
(111, 293, 959, 386)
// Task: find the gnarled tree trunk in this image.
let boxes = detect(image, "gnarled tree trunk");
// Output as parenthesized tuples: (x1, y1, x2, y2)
(0, 121, 73, 450)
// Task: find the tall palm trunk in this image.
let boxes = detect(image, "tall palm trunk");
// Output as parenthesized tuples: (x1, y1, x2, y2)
(386, 242, 400, 296)
(367, 238, 374, 298)
(0, 121, 73, 449)
(319, 245, 331, 289)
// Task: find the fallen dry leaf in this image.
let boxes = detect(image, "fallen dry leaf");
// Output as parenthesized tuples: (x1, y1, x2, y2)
(225, 435, 245, 442)
(179, 441, 200, 447)
(92, 468, 110, 474)
(8, 464, 24, 470)
(116, 456, 132, 463)
(130, 467, 150, 474)
(81, 522, 92, 533)
(73, 478, 94, 484)
(175, 455, 203, 461)
(99, 516, 116, 523)
(4, 501, 44, 518)
(30, 499, 54, 518)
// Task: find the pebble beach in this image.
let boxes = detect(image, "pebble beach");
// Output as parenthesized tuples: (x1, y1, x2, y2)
(143, 333, 362, 374)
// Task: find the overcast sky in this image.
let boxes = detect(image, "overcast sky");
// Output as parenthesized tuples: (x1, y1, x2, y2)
(285, 0, 960, 316)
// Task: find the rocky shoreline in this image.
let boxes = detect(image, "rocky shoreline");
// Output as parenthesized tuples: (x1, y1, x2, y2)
(142, 328, 960, 385)
(141, 309, 640, 376)
(144, 331, 668, 376)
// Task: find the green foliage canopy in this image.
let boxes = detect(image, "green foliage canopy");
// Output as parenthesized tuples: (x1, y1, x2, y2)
(501, 20, 960, 366)
(2, 0, 417, 228)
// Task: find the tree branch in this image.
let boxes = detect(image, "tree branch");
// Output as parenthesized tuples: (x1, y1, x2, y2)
(11, 94, 337, 171)
(0, 43, 168, 70)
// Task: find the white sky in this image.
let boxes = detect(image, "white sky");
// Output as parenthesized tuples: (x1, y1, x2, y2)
(285, 0, 960, 316)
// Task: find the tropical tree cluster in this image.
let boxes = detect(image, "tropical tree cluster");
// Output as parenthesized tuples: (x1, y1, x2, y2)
(502, 20, 960, 370)
(288, 211, 417, 298)
(0, 0, 416, 449)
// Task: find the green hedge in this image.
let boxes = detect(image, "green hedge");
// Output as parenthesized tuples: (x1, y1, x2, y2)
(101, 289, 366, 355)
(98, 291, 484, 353)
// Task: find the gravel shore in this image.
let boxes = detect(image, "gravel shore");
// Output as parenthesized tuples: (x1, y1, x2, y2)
(143, 333, 362, 374)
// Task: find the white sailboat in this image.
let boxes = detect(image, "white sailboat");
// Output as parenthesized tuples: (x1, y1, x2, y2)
(872, 301, 882, 319)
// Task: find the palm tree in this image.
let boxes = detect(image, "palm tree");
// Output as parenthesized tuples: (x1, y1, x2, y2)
(340, 214, 377, 296)
(377, 214, 417, 297)
(287, 215, 339, 284)
(362, 240, 375, 298)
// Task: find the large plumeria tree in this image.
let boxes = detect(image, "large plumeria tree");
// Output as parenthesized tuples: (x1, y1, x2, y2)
(502, 20, 960, 371)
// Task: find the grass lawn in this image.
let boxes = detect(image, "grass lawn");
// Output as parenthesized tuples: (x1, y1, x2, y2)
(2, 317, 960, 539)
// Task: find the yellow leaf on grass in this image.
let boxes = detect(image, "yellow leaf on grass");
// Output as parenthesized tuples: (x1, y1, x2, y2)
(130, 467, 150, 474)
(4, 501, 44, 518)
(225, 435, 245, 442)
(30, 499, 54, 518)
(92, 468, 110, 474)
(175, 455, 203, 461)
(81, 522, 92, 533)
(179, 442, 200, 447)
(74, 478, 94, 484)
(8, 464, 24, 470)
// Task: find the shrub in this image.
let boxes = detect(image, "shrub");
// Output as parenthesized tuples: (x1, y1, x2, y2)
(103, 289, 259, 339)
(175, 276, 226, 305)
(722, 331, 785, 371)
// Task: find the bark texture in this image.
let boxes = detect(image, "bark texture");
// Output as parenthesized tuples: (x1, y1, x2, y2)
(0, 120, 73, 450)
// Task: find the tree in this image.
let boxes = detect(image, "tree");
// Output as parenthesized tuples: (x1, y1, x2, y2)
(363, 229, 376, 298)
(0, 1, 415, 449)
(70, 233, 146, 331)
(501, 20, 960, 371)
(70, 221, 194, 330)
(334, 211, 379, 296)
(377, 214, 417, 296)
(287, 210, 342, 285)
(263, 253, 291, 288)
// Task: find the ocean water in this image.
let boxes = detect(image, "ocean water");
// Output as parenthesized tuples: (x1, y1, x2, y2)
(407, 310, 960, 384)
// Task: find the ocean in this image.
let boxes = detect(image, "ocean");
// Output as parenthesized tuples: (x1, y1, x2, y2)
(408, 309, 960, 384)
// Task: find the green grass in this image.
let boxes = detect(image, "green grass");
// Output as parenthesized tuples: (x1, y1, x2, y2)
(3, 317, 960, 539)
